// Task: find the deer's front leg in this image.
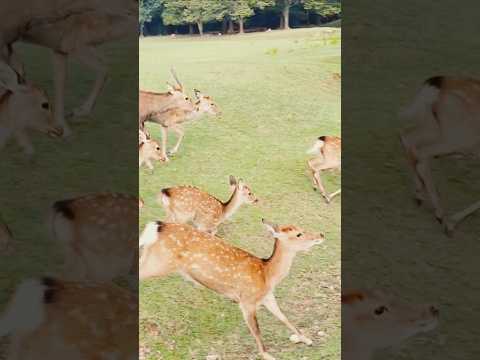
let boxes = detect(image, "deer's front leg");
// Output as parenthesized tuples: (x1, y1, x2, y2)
(70, 46, 108, 119)
(240, 303, 275, 360)
(52, 51, 71, 137)
(400, 133, 426, 205)
(262, 293, 312, 346)
(159, 126, 169, 161)
(168, 125, 184, 156)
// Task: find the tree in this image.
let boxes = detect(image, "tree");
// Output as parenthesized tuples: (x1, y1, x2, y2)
(223, 0, 274, 34)
(139, 0, 163, 36)
(303, 0, 341, 16)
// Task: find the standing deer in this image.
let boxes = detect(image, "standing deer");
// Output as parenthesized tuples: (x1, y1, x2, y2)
(146, 88, 221, 161)
(0, 218, 13, 252)
(343, 289, 439, 360)
(50, 193, 138, 287)
(0, 277, 137, 359)
(0, 62, 63, 155)
(400, 76, 480, 235)
(159, 176, 258, 234)
(139, 219, 325, 360)
(139, 138, 165, 170)
(307, 136, 341, 203)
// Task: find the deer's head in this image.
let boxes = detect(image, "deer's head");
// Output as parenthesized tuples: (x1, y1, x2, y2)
(262, 219, 325, 252)
(193, 89, 221, 116)
(229, 176, 258, 204)
(0, 62, 62, 137)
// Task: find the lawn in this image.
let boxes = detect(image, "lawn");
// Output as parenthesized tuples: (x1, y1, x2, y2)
(139, 28, 341, 360)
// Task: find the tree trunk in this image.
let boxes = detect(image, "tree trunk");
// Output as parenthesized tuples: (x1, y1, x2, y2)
(189, 24, 194, 35)
(222, 18, 228, 34)
(228, 18, 234, 33)
(306, 10, 310, 26)
(282, 2, 290, 29)
(197, 21, 203, 36)
(238, 17, 244, 34)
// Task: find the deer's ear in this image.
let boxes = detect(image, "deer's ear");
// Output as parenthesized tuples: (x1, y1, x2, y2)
(193, 88, 201, 99)
(229, 175, 237, 186)
(262, 219, 279, 234)
(0, 61, 21, 93)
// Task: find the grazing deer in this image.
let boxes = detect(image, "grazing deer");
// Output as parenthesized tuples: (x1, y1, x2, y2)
(0, 62, 63, 155)
(139, 219, 325, 360)
(307, 136, 341, 203)
(147, 88, 221, 161)
(139, 138, 165, 170)
(17, 2, 138, 137)
(400, 76, 480, 235)
(0, 277, 137, 359)
(159, 176, 258, 235)
(50, 193, 138, 286)
(343, 289, 439, 360)
(0, 218, 13, 252)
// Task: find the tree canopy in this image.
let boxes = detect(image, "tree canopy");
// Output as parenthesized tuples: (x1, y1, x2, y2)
(140, 0, 341, 36)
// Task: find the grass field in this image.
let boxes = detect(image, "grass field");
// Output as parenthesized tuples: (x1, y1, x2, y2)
(139, 28, 341, 360)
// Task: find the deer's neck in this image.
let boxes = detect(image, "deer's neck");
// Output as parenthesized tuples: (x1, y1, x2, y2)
(264, 240, 297, 290)
(221, 189, 243, 221)
(186, 102, 203, 120)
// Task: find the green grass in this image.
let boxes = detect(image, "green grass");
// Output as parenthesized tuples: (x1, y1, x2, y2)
(140, 28, 341, 360)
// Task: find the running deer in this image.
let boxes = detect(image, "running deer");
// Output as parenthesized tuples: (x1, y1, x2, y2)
(50, 193, 138, 286)
(16, 1, 138, 137)
(159, 176, 258, 234)
(0, 218, 13, 252)
(343, 289, 439, 360)
(0, 277, 137, 359)
(139, 138, 165, 170)
(0, 62, 63, 155)
(400, 76, 480, 235)
(139, 69, 192, 131)
(147, 88, 221, 161)
(139, 219, 325, 360)
(307, 136, 341, 203)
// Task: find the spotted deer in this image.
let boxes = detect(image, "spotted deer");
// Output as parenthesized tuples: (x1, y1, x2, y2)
(147, 88, 221, 161)
(307, 136, 341, 203)
(139, 138, 165, 170)
(50, 193, 138, 287)
(159, 176, 257, 234)
(139, 219, 325, 360)
(16, 1, 138, 137)
(400, 76, 480, 235)
(0, 277, 137, 359)
(0, 218, 12, 252)
(343, 289, 439, 360)
(0, 62, 63, 155)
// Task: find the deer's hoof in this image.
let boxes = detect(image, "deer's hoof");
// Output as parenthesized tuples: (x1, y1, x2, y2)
(289, 334, 312, 346)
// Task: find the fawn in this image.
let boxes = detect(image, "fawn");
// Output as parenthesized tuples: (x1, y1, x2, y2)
(0, 277, 137, 359)
(307, 136, 341, 203)
(159, 175, 258, 234)
(343, 289, 439, 360)
(139, 219, 325, 360)
(400, 76, 480, 235)
(139, 138, 165, 170)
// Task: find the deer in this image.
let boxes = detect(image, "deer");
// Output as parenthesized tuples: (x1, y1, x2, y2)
(139, 219, 325, 360)
(399, 76, 480, 235)
(139, 197, 144, 209)
(146, 88, 221, 161)
(0, 62, 63, 155)
(159, 176, 258, 235)
(306, 136, 341, 203)
(139, 138, 165, 170)
(139, 69, 192, 131)
(0, 218, 13, 252)
(49, 193, 138, 288)
(343, 289, 439, 360)
(1, 1, 138, 137)
(0, 276, 137, 359)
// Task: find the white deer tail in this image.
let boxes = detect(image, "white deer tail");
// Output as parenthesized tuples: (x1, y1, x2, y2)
(0, 279, 47, 337)
(398, 82, 440, 122)
(139, 221, 161, 248)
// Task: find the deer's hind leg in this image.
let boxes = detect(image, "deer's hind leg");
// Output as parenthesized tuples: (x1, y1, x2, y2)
(239, 303, 275, 360)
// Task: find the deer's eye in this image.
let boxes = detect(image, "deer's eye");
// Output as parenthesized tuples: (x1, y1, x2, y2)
(41, 102, 49, 110)
(156, 147, 160, 151)
(374, 306, 388, 315)
(296, 233, 303, 238)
